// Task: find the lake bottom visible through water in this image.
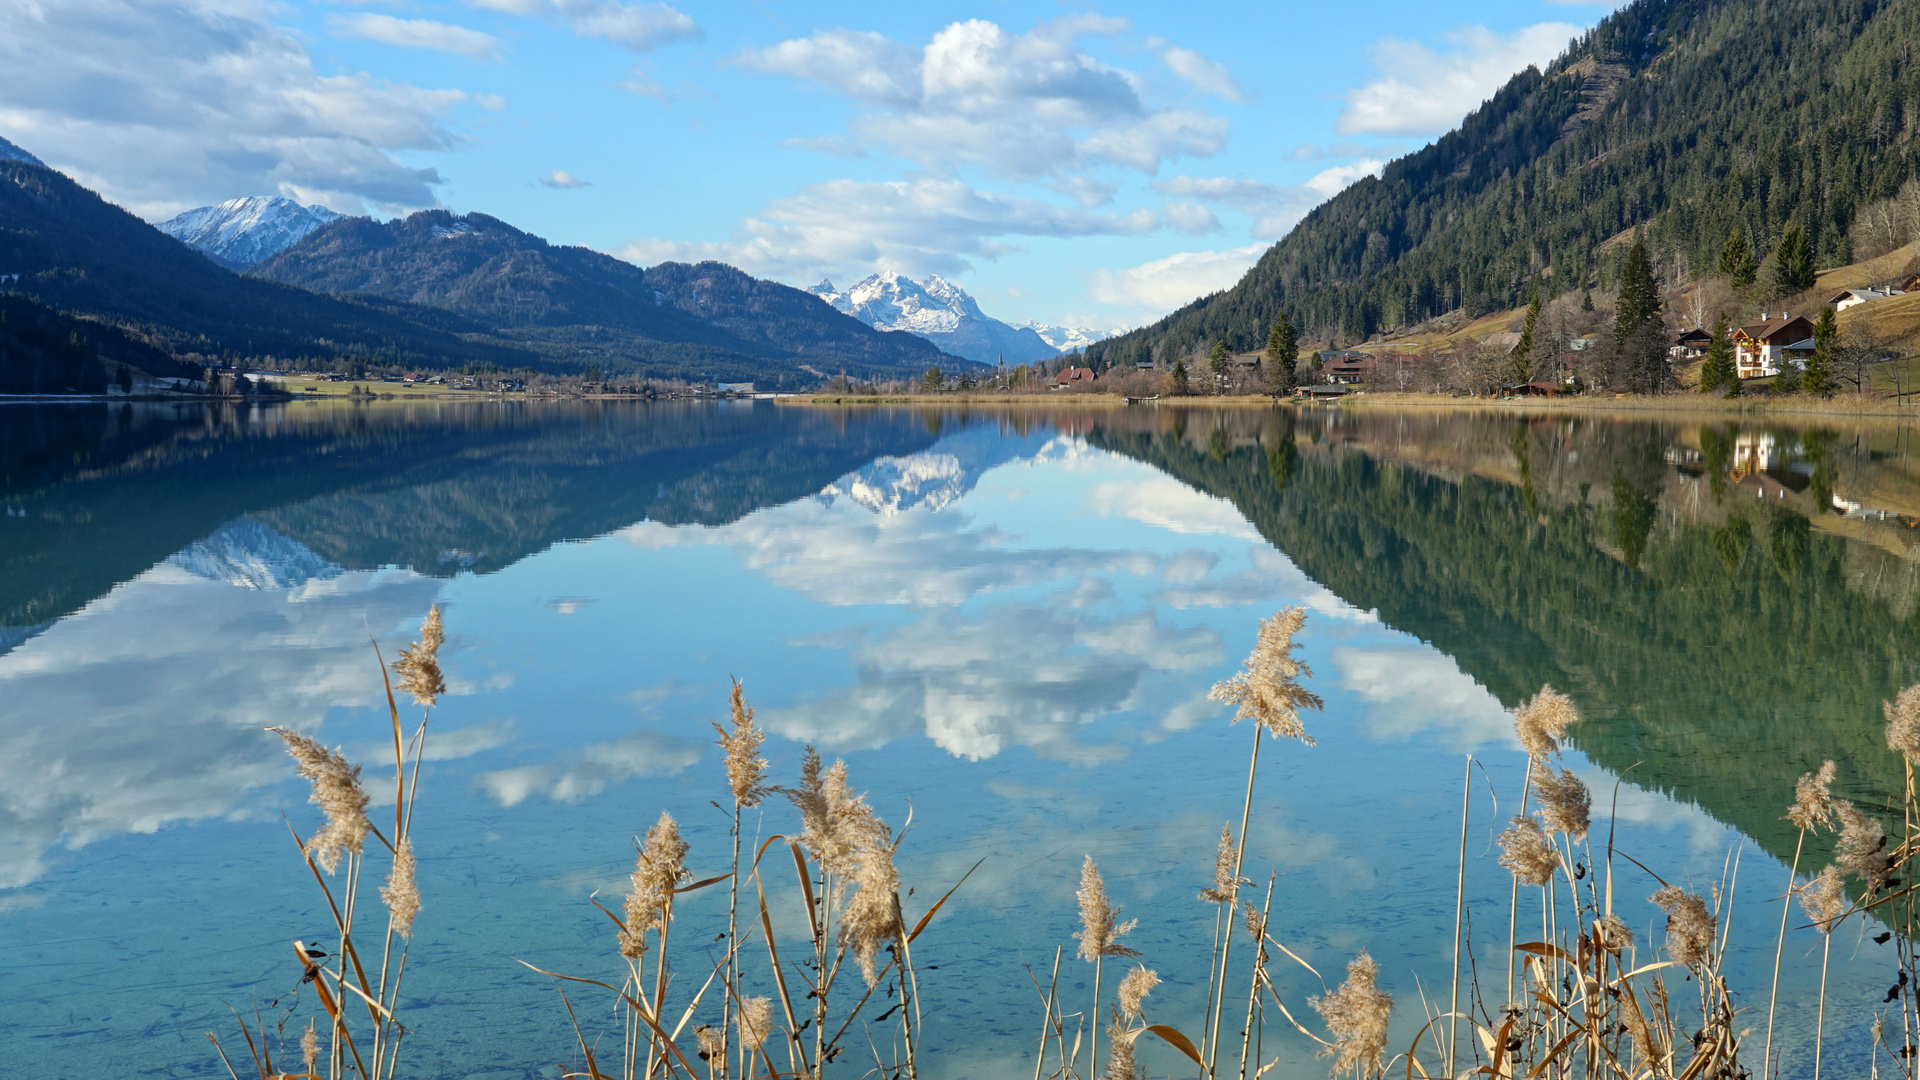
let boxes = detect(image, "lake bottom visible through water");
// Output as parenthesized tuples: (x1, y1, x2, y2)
(2, 399, 1918, 1079)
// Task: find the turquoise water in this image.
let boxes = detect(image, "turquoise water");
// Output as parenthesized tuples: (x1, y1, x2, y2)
(3, 400, 1918, 1078)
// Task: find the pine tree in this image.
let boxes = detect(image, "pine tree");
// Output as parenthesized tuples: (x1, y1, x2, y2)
(1581, 289, 1593, 313)
(1718, 228, 1757, 287)
(1265, 313, 1298, 398)
(1166, 358, 1190, 396)
(1773, 223, 1816, 294)
(1613, 238, 1661, 344)
(1511, 292, 1543, 384)
(1699, 318, 1736, 394)
(1207, 339, 1230, 393)
(1802, 307, 1837, 396)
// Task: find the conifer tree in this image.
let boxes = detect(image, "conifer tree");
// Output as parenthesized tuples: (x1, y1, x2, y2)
(1613, 238, 1661, 344)
(1166, 358, 1190, 396)
(1207, 339, 1230, 393)
(1265, 313, 1298, 398)
(1718, 228, 1757, 287)
(1802, 307, 1836, 396)
(1699, 318, 1736, 394)
(1511, 292, 1543, 384)
(1773, 223, 1815, 294)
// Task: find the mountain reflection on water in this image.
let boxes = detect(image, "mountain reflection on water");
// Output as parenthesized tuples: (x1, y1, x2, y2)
(3, 398, 1919, 1079)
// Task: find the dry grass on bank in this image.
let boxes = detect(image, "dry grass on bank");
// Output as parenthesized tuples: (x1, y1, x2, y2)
(212, 603, 1920, 1080)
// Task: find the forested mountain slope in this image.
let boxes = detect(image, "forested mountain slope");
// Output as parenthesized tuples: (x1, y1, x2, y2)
(252, 211, 964, 380)
(1088, 0, 1920, 369)
(0, 161, 534, 370)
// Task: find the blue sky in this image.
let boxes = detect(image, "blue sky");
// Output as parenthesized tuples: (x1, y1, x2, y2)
(0, 0, 1615, 330)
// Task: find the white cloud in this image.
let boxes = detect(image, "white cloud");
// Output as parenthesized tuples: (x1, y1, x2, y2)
(0, 0, 474, 218)
(475, 729, 702, 806)
(738, 16, 1227, 179)
(1148, 37, 1246, 103)
(1153, 160, 1385, 239)
(1163, 200, 1219, 235)
(0, 561, 447, 890)
(1337, 23, 1579, 137)
(330, 14, 503, 60)
(537, 169, 590, 188)
(616, 176, 1158, 281)
(1090, 243, 1266, 313)
(469, 0, 699, 51)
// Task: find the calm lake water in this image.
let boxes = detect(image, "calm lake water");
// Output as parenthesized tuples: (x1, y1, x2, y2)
(5, 398, 1920, 1079)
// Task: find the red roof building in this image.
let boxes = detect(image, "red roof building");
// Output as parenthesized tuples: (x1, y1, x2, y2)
(1731, 313, 1814, 379)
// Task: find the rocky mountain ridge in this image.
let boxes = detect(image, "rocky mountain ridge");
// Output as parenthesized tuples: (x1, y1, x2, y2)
(158, 197, 342, 270)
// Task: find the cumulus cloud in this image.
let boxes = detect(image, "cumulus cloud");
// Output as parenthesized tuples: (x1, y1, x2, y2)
(1162, 200, 1219, 235)
(0, 560, 450, 891)
(1090, 243, 1266, 314)
(1338, 23, 1579, 137)
(0, 0, 473, 218)
(475, 729, 702, 806)
(766, 604, 1220, 761)
(738, 16, 1228, 178)
(616, 175, 1158, 281)
(468, 0, 699, 51)
(1148, 37, 1246, 103)
(1153, 159, 1385, 239)
(538, 169, 591, 188)
(331, 14, 503, 60)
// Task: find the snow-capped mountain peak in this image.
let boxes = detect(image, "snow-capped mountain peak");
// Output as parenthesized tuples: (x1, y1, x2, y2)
(1024, 322, 1124, 353)
(158, 196, 344, 269)
(807, 273, 1057, 366)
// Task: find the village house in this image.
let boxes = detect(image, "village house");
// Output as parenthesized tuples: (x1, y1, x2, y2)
(1669, 327, 1713, 359)
(1054, 367, 1097, 389)
(1320, 349, 1370, 385)
(1731, 312, 1815, 378)
(1827, 286, 1906, 311)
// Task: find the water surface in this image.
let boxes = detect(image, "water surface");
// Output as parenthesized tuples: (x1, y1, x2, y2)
(4, 399, 1919, 1078)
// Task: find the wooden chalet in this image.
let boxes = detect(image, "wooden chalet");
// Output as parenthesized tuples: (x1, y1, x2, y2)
(1731, 312, 1815, 378)
(1827, 286, 1906, 312)
(1670, 327, 1712, 359)
(1320, 350, 1370, 385)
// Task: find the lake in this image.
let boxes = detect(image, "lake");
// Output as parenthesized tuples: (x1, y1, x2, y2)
(3, 398, 1918, 1079)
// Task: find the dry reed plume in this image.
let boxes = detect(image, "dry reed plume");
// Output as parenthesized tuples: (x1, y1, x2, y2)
(1075, 855, 1139, 963)
(620, 810, 690, 959)
(1198, 824, 1242, 904)
(1115, 965, 1159, 1021)
(1651, 885, 1717, 969)
(1801, 865, 1847, 933)
(1208, 605, 1323, 743)
(1530, 762, 1592, 839)
(268, 727, 370, 874)
(1496, 814, 1559, 886)
(381, 838, 420, 936)
(1887, 685, 1920, 763)
(391, 604, 446, 707)
(1309, 951, 1392, 1080)
(736, 996, 771, 1052)
(1787, 760, 1838, 832)
(1510, 684, 1578, 760)
(716, 676, 770, 808)
(1834, 800, 1892, 890)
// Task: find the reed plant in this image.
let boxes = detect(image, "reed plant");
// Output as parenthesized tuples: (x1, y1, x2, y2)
(212, 604, 1920, 1080)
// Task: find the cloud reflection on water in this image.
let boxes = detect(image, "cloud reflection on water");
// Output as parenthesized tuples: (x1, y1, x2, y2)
(0, 562, 459, 890)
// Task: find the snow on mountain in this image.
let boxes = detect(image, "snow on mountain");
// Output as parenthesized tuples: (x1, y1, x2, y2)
(808, 273, 1057, 366)
(158, 196, 343, 269)
(817, 425, 1063, 515)
(1023, 323, 1124, 353)
(166, 519, 344, 590)
(0, 135, 44, 168)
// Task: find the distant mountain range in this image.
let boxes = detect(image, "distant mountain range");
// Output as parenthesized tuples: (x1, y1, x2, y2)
(0, 144, 969, 384)
(158, 197, 341, 270)
(251, 211, 967, 379)
(808, 273, 1114, 365)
